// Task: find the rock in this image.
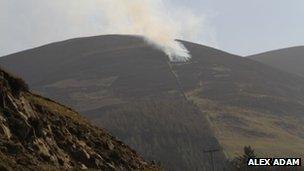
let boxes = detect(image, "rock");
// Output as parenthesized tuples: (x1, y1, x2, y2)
(89, 154, 104, 168)
(33, 138, 52, 162)
(107, 141, 115, 150)
(0, 124, 11, 139)
(106, 163, 116, 170)
(80, 163, 88, 170)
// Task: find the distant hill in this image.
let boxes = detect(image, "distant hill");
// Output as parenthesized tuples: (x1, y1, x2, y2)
(0, 67, 158, 170)
(1, 35, 304, 170)
(248, 46, 304, 77)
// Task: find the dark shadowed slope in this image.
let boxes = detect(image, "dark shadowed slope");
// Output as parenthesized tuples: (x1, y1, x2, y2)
(1, 35, 304, 169)
(0, 67, 158, 170)
(248, 46, 304, 77)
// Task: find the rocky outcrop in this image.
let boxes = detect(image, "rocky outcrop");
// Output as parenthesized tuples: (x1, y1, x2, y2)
(0, 68, 159, 170)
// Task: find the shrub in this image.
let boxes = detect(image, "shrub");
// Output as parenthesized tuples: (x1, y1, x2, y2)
(224, 146, 257, 171)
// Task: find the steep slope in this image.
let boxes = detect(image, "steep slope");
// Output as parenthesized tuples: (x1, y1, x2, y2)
(248, 46, 304, 77)
(1, 35, 304, 169)
(0, 67, 157, 170)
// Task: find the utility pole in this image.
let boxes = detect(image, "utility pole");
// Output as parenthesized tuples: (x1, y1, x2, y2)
(167, 60, 223, 170)
(204, 148, 221, 171)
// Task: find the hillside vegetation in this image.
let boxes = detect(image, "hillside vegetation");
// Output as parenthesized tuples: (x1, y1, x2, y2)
(1, 35, 304, 170)
(85, 98, 224, 171)
(0, 67, 158, 170)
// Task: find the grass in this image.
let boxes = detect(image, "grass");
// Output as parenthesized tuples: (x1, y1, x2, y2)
(187, 89, 304, 159)
(24, 93, 88, 125)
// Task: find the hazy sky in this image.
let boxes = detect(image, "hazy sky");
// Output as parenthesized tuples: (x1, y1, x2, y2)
(172, 0, 304, 56)
(1, 0, 304, 56)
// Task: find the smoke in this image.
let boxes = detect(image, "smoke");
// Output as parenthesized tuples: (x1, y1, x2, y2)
(1, 0, 214, 59)
(99, 0, 192, 61)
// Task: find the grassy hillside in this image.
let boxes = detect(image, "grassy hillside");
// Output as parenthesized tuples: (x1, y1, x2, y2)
(0, 35, 226, 171)
(85, 98, 224, 171)
(248, 46, 304, 77)
(1, 35, 304, 169)
(175, 41, 304, 158)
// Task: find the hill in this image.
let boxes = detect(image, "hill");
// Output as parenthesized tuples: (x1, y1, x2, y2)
(175, 41, 304, 158)
(1, 35, 304, 170)
(0, 35, 226, 171)
(248, 46, 304, 77)
(0, 67, 157, 170)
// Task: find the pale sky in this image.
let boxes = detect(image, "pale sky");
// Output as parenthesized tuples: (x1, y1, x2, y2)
(1, 0, 304, 56)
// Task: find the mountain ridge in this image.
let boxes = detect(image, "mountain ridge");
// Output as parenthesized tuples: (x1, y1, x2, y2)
(248, 46, 304, 78)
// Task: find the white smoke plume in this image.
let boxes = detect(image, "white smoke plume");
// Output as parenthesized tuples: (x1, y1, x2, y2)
(1, 0, 213, 59)
(99, 0, 192, 61)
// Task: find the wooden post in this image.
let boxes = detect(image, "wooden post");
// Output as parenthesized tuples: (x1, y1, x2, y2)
(204, 148, 221, 171)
